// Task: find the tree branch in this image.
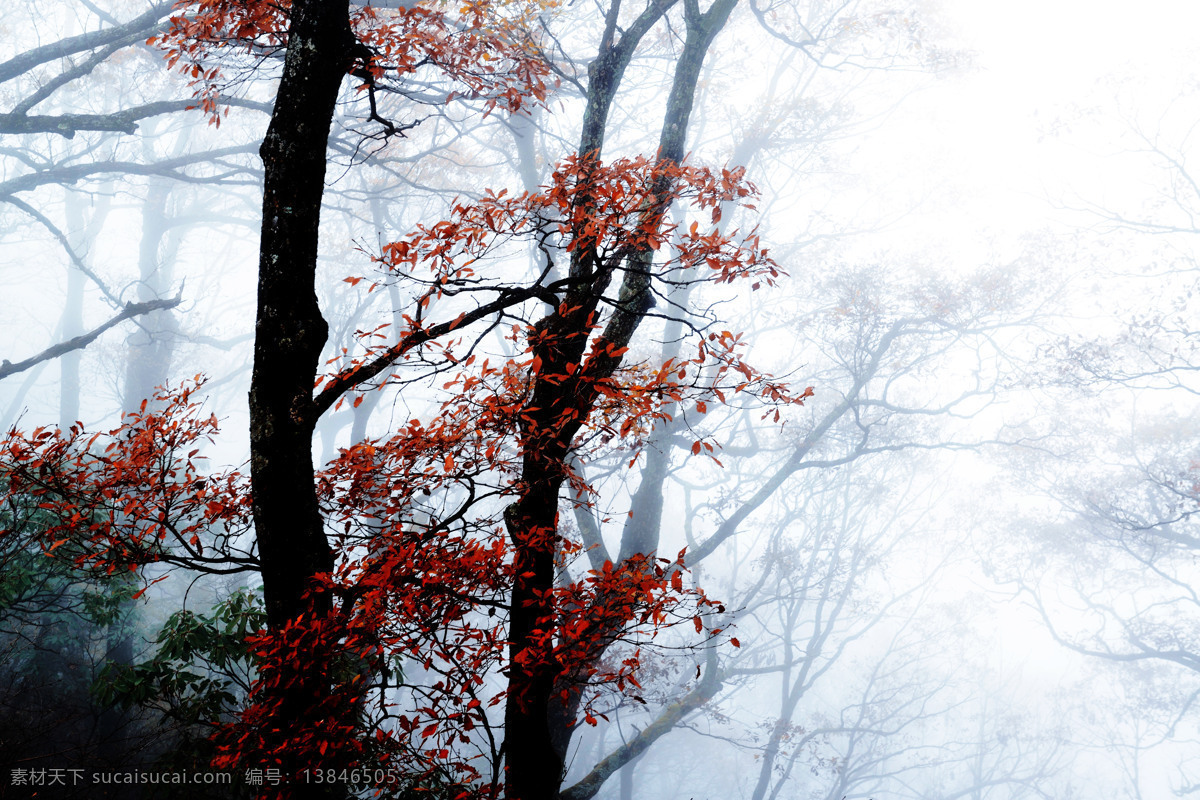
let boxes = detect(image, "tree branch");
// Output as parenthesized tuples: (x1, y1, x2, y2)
(0, 145, 262, 197)
(307, 283, 557, 422)
(0, 297, 181, 382)
(560, 668, 723, 800)
(0, 2, 175, 85)
(0, 98, 273, 139)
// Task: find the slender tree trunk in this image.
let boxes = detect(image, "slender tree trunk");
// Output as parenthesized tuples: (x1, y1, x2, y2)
(60, 194, 96, 425)
(59, 252, 84, 425)
(123, 176, 178, 409)
(618, 755, 635, 800)
(502, 2, 738, 798)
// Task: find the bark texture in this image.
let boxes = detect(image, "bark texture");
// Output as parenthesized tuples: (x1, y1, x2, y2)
(247, 0, 356, 792)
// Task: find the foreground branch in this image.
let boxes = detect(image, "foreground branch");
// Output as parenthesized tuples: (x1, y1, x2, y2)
(0, 1, 174, 85)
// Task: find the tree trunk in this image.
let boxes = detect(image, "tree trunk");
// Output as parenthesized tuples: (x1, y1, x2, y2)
(123, 177, 178, 409)
(502, 2, 738, 797)
(247, 0, 355, 790)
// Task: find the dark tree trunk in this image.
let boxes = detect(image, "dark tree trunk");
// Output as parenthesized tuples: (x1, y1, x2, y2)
(247, 0, 355, 790)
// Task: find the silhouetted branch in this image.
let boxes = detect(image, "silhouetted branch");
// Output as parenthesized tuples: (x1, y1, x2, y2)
(0, 2, 174, 85)
(0, 98, 273, 139)
(0, 297, 181, 382)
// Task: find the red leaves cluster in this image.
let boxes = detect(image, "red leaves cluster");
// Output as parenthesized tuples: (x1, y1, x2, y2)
(378, 153, 774, 287)
(151, 0, 552, 122)
(350, 1, 552, 114)
(583, 331, 813, 465)
(322, 152, 796, 433)
(212, 613, 378, 777)
(546, 550, 719, 702)
(0, 379, 250, 578)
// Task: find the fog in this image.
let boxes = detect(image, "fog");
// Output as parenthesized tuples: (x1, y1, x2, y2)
(1, 1, 1198, 798)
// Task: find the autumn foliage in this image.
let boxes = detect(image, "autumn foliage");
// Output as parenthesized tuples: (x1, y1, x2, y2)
(1, 383, 251, 581)
(321, 152, 797, 421)
(0, 376, 728, 792)
(152, 0, 552, 121)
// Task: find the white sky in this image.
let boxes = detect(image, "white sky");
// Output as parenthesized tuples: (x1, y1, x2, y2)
(839, 0, 1200, 269)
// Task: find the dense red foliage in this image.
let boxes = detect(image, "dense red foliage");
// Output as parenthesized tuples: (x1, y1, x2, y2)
(1, 381, 251, 581)
(0, 379, 722, 791)
(323, 153, 800, 422)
